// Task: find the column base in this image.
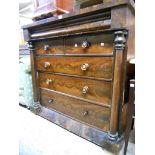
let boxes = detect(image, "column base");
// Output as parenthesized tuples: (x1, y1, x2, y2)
(101, 133, 124, 153)
(107, 131, 118, 141)
(30, 101, 41, 114)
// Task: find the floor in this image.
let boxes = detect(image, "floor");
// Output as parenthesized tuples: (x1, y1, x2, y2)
(19, 106, 135, 155)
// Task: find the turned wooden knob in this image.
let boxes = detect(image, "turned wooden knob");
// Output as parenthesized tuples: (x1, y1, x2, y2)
(46, 79, 53, 85)
(82, 41, 90, 48)
(44, 44, 50, 51)
(81, 63, 89, 71)
(82, 86, 89, 94)
(48, 99, 54, 104)
(44, 62, 51, 68)
(83, 111, 88, 116)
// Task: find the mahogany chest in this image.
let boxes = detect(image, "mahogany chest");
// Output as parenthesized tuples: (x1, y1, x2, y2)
(22, 0, 134, 152)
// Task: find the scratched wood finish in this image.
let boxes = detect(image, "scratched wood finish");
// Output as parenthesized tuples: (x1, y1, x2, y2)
(35, 38, 64, 54)
(38, 72, 112, 106)
(65, 33, 114, 54)
(40, 89, 110, 131)
(36, 56, 113, 79)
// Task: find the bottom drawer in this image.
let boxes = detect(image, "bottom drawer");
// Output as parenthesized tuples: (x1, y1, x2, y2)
(40, 89, 110, 131)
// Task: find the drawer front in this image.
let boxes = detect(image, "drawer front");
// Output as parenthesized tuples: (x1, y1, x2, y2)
(40, 89, 110, 131)
(36, 56, 113, 79)
(39, 73, 112, 106)
(65, 33, 114, 54)
(35, 38, 64, 54)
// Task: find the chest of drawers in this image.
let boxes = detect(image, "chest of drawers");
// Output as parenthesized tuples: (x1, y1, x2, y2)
(22, 0, 134, 152)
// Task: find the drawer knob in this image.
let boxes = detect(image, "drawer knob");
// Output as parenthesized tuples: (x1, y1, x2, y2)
(74, 44, 78, 47)
(44, 44, 50, 51)
(48, 99, 54, 104)
(101, 42, 105, 46)
(82, 86, 89, 94)
(46, 79, 53, 85)
(44, 62, 51, 68)
(83, 111, 88, 116)
(81, 63, 89, 71)
(82, 41, 89, 48)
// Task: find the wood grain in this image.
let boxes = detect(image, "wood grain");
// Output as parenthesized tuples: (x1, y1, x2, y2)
(109, 32, 127, 137)
(36, 56, 113, 79)
(38, 73, 112, 106)
(22, 1, 135, 144)
(40, 89, 110, 131)
(111, 5, 135, 61)
(35, 38, 64, 54)
(65, 33, 114, 54)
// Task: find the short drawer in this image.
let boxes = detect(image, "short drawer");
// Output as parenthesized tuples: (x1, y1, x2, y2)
(40, 89, 110, 131)
(36, 56, 113, 80)
(35, 38, 64, 54)
(65, 33, 114, 55)
(38, 73, 112, 106)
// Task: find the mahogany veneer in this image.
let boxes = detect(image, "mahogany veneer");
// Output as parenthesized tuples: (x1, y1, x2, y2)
(22, 0, 134, 153)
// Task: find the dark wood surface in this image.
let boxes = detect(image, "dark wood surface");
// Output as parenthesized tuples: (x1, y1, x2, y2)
(36, 56, 113, 79)
(35, 32, 114, 55)
(40, 89, 110, 131)
(65, 33, 114, 54)
(38, 72, 112, 106)
(30, 20, 111, 39)
(111, 5, 135, 60)
(35, 38, 64, 54)
(108, 31, 127, 139)
(22, 0, 135, 148)
(28, 11, 111, 36)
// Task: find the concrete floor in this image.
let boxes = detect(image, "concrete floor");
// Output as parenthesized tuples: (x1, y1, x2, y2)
(19, 106, 134, 155)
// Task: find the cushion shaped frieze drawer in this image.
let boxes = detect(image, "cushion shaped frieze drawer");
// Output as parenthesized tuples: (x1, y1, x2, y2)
(36, 56, 113, 80)
(65, 33, 114, 55)
(35, 38, 64, 55)
(38, 73, 112, 107)
(40, 89, 110, 131)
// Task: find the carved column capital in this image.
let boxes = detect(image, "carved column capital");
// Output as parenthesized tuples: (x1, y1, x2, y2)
(27, 41, 35, 52)
(114, 31, 128, 50)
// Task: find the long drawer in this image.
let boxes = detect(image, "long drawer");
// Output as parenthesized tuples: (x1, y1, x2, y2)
(36, 56, 113, 80)
(38, 73, 112, 106)
(34, 33, 114, 55)
(40, 89, 110, 131)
